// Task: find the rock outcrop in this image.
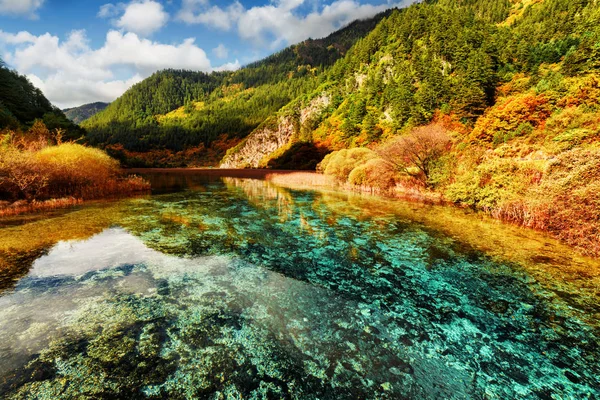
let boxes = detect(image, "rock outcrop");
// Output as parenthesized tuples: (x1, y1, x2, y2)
(220, 94, 330, 169)
(220, 116, 295, 169)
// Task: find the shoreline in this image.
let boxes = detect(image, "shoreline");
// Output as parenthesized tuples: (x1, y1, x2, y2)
(2, 167, 596, 259)
(262, 170, 599, 259)
(126, 168, 300, 178)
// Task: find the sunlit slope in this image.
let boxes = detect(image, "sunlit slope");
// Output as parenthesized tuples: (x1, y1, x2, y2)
(81, 11, 392, 166)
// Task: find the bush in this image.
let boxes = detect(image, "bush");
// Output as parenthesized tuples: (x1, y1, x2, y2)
(318, 148, 377, 181)
(36, 144, 121, 198)
(348, 158, 397, 190)
(0, 142, 149, 203)
(533, 148, 600, 256)
(0, 149, 48, 201)
(445, 157, 543, 211)
(377, 124, 451, 187)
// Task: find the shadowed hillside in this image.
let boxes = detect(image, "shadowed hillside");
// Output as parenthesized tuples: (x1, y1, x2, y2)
(63, 102, 109, 124)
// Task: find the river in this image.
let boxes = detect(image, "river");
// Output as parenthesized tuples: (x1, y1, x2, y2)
(0, 171, 598, 399)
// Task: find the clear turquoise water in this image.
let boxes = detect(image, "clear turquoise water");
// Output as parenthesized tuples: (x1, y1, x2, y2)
(0, 173, 599, 399)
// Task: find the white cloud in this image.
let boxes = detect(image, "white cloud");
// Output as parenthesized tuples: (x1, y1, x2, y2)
(178, 1, 243, 30)
(0, 0, 44, 18)
(212, 43, 228, 59)
(28, 73, 144, 110)
(213, 59, 240, 72)
(0, 29, 232, 108)
(0, 30, 37, 44)
(98, 3, 122, 18)
(178, 0, 413, 47)
(99, 0, 169, 36)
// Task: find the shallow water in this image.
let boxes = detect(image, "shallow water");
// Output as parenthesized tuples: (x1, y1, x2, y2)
(0, 173, 599, 399)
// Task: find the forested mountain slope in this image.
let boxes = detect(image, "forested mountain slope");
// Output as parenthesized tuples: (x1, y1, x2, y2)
(226, 0, 599, 255)
(63, 102, 109, 124)
(81, 10, 392, 166)
(222, 0, 599, 167)
(0, 60, 82, 140)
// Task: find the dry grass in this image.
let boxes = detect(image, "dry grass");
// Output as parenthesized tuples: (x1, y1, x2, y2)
(1, 140, 150, 216)
(0, 197, 83, 217)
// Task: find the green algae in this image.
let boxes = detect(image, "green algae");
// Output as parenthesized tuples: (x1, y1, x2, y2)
(0, 173, 599, 399)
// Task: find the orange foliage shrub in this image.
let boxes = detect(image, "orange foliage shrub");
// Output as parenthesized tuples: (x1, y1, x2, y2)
(1, 142, 149, 204)
(347, 158, 397, 190)
(471, 93, 551, 142)
(377, 124, 452, 187)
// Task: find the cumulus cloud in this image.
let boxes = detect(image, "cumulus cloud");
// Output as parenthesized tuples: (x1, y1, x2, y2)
(178, 0, 243, 30)
(0, 0, 44, 18)
(99, 0, 169, 36)
(97, 3, 122, 18)
(178, 0, 413, 47)
(0, 29, 233, 108)
(212, 43, 229, 59)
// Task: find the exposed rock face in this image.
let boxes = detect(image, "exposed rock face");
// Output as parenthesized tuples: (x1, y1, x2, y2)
(220, 94, 330, 169)
(300, 94, 330, 125)
(220, 116, 295, 169)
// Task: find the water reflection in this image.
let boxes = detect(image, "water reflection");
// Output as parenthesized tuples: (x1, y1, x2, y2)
(0, 172, 598, 398)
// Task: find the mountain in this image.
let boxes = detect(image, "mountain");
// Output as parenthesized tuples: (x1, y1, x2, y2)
(81, 10, 393, 167)
(224, 0, 600, 167)
(63, 102, 110, 124)
(83, 0, 600, 170)
(0, 60, 83, 140)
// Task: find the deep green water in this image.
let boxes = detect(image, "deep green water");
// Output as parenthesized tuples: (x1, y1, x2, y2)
(0, 173, 599, 399)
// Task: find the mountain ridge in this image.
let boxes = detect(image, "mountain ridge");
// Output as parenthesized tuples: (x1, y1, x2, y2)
(81, 9, 394, 166)
(63, 102, 110, 125)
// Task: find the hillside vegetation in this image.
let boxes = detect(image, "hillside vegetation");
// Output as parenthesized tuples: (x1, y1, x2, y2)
(0, 61, 83, 141)
(0, 61, 148, 214)
(81, 11, 392, 167)
(83, 0, 599, 254)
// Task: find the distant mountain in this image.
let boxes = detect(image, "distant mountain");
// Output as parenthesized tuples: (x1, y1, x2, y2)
(63, 102, 110, 124)
(0, 60, 82, 139)
(81, 10, 393, 166)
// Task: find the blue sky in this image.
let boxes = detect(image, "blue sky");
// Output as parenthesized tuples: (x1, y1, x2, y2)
(0, 0, 408, 108)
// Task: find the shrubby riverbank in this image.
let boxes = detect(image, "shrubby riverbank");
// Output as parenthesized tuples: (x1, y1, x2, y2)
(267, 142, 600, 259)
(0, 126, 149, 217)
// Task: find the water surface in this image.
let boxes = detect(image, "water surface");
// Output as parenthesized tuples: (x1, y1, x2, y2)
(0, 172, 599, 399)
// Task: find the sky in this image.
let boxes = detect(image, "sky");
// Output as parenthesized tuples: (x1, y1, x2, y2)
(0, 0, 411, 109)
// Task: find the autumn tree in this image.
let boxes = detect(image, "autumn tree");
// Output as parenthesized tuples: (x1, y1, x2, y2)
(377, 124, 452, 187)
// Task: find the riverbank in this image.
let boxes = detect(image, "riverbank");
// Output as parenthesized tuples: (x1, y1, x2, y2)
(126, 168, 300, 179)
(1, 142, 150, 219)
(264, 170, 599, 258)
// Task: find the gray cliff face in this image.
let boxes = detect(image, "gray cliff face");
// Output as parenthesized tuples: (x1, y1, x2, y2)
(220, 94, 330, 169)
(220, 116, 295, 169)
